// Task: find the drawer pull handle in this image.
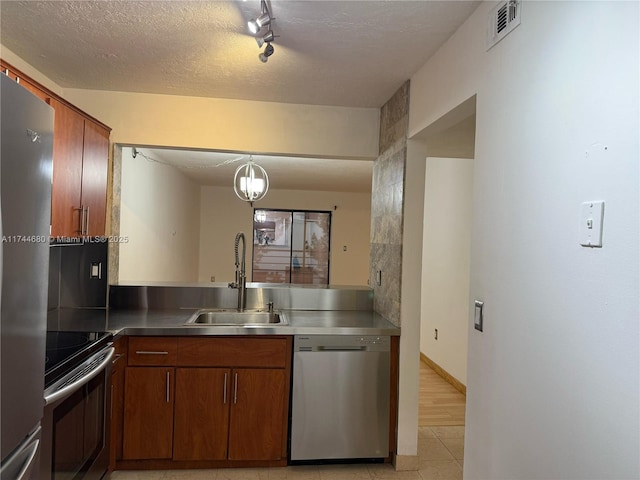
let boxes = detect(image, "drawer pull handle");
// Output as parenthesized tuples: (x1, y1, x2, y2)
(233, 373, 238, 405)
(223, 373, 228, 404)
(135, 351, 169, 355)
(112, 353, 125, 365)
(166, 371, 170, 403)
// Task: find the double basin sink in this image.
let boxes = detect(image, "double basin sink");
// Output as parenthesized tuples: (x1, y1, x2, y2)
(184, 308, 288, 327)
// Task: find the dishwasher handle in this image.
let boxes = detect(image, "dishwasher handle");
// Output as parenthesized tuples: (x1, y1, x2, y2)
(317, 346, 366, 352)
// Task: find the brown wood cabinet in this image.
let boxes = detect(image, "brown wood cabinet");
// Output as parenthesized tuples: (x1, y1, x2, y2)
(116, 336, 292, 469)
(49, 98, 109, 237)
(2, 60, 111, 238)
(173, 368, 230, 461)
(228, 368, 286, 461)
(122, 367, 175, 460)
(128, 337, 177, 366)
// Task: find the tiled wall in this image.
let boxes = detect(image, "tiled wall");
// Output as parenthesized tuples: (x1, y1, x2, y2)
(370, 81, 409, 326)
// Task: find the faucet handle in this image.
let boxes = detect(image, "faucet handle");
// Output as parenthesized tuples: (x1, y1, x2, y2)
(228, 282, 238, 289)
(267, 301, 274, 312)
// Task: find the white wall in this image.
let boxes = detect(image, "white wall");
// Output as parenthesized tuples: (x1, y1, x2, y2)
(62, 88, 379, 160)
(199, 187, 371, 285)
(407, 2, 639, 479)
(421, 157, 473, 385)
(119, 147, 200, 282)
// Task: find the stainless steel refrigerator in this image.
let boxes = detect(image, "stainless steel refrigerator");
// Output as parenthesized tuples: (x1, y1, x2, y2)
(0, 73, 54, 479)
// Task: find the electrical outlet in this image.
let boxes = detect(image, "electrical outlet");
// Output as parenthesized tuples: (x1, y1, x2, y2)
(210, 276, 215, 282)
(434, 329, 438, 340)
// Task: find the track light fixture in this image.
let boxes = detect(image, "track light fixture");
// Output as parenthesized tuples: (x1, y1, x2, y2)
(248, 0, 277, 62)
(255, 29, 275, 48)
(247, 0, 271, 34)
(259, 43, 274, 63)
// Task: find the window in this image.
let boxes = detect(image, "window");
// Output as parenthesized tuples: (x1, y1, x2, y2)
(252, 209, 331, 285)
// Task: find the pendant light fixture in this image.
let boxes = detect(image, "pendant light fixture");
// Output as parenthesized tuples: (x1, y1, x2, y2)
(234, 156, 269, 205)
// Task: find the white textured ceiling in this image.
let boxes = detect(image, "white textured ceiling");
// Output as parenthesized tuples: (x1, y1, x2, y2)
(134, 147, 374, 192)
(1, 0, 479, 193)
(0, 0, 479, 108)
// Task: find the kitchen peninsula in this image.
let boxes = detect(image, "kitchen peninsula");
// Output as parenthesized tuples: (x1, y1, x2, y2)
(47, 283, 400, 472)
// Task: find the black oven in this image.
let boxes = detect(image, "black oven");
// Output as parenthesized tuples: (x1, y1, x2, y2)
(41, 331, 114, 480)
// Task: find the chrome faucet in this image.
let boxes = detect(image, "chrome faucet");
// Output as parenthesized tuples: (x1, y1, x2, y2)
(228, 232, 247, 312)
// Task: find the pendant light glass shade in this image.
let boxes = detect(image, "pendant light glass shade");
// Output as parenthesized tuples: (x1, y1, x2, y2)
(234, 158, 269, 205)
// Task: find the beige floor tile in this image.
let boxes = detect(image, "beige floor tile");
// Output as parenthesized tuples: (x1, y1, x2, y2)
(439, 438, 463, 461)
(164, 469, 219, 479)
(417, 440, 455, 464)
(417, 460, 462, 480)
(430, 427, 465, 440)
(109, 471, 167, 479)
(417, 428, 437, 440)
(317, 464, 372, 479)
(368, 464, 422, 479)
(267, 466, 322, 479)
(217, 468, 269, 480)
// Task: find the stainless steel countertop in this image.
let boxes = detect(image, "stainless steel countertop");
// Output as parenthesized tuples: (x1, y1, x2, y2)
(47, 308, 401, 337)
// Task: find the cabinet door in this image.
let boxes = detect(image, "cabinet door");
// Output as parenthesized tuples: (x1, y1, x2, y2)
(173, 368, 230, 461)
(228, 369, 286, 461)
(81, 121, 109, 236)
(122, 367, 174, 460)
(50, 98, 84, 237)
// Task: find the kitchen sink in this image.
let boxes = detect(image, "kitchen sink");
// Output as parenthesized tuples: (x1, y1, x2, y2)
(184, 309, 288, 326)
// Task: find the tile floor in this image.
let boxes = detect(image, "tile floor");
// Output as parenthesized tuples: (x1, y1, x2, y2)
(109, 426, 464, 480)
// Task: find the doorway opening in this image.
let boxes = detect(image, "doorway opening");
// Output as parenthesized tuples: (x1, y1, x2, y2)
(411, 96, 477, 472)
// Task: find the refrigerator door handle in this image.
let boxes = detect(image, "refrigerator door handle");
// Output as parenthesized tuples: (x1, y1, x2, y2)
(14, 438, 39, 480)
(0, 426, 41, 480)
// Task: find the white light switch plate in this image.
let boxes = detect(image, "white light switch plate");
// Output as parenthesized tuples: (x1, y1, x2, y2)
(580, 201, 604, 247)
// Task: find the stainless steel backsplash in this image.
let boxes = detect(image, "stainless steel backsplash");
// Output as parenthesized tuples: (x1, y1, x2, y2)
(109, 283, 373, 311)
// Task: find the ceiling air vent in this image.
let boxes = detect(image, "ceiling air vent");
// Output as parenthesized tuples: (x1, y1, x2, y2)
(487, 0, 521, 50)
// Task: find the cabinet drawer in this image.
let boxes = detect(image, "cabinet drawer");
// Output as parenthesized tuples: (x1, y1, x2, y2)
(177, 337, 288, 368)
(128, 337, 177, 366)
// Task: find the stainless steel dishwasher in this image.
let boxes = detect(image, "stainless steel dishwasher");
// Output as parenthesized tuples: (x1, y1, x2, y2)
(290, 335, 390, 461)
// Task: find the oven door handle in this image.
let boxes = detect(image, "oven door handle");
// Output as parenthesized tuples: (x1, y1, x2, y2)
(44, 347, 114, 406)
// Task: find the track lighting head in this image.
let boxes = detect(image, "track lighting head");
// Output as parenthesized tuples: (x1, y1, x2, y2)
(248, 0, 271, 34)
(255, 30, 275, 48)
(248, 11, 270, 34)
(259, 43, 274, 63)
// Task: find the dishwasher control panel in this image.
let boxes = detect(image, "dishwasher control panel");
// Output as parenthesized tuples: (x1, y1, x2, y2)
(294, 335, 391, 352)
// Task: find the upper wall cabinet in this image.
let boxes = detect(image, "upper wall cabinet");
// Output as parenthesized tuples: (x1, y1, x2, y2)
(49, 99, 110, 237)
(1, 60, 112, 238)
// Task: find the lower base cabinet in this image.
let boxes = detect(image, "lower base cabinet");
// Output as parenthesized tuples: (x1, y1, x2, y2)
(173, 368, 230, 461)
(122, 367, 175, 460)
(228, 369, 286, 461)
(117, 336, 292, 467)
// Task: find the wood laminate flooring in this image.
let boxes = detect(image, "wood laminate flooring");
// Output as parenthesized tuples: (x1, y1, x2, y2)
(418, 360, 466, 427)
